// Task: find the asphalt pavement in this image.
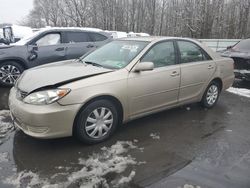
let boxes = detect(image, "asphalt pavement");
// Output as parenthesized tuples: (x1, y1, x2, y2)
(0, 80, 250, 188)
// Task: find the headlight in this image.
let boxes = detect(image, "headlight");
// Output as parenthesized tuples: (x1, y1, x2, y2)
(23, 88, 70, 105)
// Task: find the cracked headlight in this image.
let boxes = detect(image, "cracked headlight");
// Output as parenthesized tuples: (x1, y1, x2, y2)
(23, 89, 71, 105)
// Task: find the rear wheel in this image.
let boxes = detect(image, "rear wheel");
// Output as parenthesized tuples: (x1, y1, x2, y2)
(201, 81, 221, 108)
(0, 61, 24, 86)
(74, 99, 119, 144)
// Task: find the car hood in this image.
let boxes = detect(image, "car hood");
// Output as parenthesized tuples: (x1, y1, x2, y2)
(0, 45, 15, 50)
(17, 60, 113, 93)
(221, 50, 250, 59)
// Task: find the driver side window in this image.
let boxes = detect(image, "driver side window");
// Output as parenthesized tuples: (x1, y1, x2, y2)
(141, 41, 176, 68)
(36, 33, 61, 46)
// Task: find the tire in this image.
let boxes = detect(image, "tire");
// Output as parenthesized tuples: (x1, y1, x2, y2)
(0, 61, 24, 87)
(201, 81, 221, 108)
(74, 99, 119, 144)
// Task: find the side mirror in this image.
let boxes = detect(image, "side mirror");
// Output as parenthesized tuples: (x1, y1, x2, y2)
(134, 62, 154, 72)
(28, 44, 38, 61)
(33, 45, 38, 51)
(227, 46, 232, 50)
(28, 44, 38, 52)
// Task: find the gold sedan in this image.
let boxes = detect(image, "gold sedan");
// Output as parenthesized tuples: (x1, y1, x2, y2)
(9, 37, 235, 144)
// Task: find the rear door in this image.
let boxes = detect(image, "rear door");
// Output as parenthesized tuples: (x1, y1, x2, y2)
(176, 40, 216, 103)
(63, 31, 96, 60)
(31, 32, 67, 65)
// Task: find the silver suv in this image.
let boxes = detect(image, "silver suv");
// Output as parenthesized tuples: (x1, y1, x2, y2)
(0, 28, 111, 86)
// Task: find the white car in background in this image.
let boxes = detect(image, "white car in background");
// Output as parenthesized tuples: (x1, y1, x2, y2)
(105, 31, 128, 39)
(127, 32, 150, 37)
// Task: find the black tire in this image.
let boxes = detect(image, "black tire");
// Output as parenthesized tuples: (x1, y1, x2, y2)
(0, 61, 24, 87)
(201, 81, 221, 108)
(74, 99, 119, 144)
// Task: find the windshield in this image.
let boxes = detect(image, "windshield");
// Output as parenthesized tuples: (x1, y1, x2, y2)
(80, 40, 149, 69)
(233, 39, 250, 52)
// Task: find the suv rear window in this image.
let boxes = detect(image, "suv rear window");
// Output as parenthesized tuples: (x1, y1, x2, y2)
(66, 32, 91, 43)
(89, 33, 108, 41)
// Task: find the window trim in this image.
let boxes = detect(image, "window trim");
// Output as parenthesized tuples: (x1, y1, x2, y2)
(139, 39, 178, 69)
(175, 39, 212, 64)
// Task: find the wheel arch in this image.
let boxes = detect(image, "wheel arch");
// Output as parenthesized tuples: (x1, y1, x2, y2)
(211, 77, 223, 91)
(0, 58, 28, 69)
(72, 95, 124, 135)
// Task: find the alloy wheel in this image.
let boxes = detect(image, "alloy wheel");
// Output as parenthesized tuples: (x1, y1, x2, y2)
(0, 64, 21, 84)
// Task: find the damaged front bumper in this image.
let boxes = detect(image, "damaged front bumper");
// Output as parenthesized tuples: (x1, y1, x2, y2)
(8, 87, 82, 139)
(234, 69, 250, 81)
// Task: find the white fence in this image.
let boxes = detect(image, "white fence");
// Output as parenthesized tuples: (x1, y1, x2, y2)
(199, 39, 240, 52)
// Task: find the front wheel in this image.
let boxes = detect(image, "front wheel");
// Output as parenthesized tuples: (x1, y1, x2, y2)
(74, 99, 119, 144)
(201, 81, 221, 108)
(0, 61, 24, 86)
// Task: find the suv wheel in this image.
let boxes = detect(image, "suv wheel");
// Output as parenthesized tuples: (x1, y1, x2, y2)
(75, 99, 119, 144)
(201, 81, 221, 108)
(0, 61, 24, 86)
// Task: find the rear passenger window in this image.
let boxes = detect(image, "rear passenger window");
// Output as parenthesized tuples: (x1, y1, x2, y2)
(66, 32, 91, 43)
(89, 33, 107, 41)
(177, 41, 211, 63)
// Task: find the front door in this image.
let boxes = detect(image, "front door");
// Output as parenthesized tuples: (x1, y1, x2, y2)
(128, 41, 180, 117)
(30, 32, 66, 66)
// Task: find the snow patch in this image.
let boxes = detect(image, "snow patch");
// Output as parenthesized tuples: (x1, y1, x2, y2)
(178, 184, 201, 188)
(0, 152, 9, 163)
(4, 141, 142, 188)
(68, 141, 138, 187)
(150, 133, 160, 140)
(116, 171, 136, 185)
(133, 139, 138, 143)
(4, 171, 49, 188)
(0, 110, 14, 140)
(227, 87, 250, 98)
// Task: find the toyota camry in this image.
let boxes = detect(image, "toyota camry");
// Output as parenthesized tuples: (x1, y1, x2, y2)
(9, 37, 234, 144)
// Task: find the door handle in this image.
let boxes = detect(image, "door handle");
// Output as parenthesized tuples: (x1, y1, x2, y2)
(208, 65, 214, 69)
(87, 44, 95, 48)
(55, 47, 65, 51)
(171, 71, 180, 77)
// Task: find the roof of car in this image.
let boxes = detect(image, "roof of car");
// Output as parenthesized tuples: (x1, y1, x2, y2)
(119, 36, 198, 43)
(119, 36, 221, 60)
(38, 27, 105, 33)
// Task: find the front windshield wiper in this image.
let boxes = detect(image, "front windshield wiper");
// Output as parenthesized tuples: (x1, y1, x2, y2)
(84, 61, 104, 68)
(78, 58, 104, 68)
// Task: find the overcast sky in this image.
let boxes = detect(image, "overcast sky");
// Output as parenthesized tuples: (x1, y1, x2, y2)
(0, 0, 33, 24)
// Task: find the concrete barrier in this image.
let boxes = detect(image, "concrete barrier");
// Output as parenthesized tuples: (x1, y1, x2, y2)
(199, 39, 240, 52)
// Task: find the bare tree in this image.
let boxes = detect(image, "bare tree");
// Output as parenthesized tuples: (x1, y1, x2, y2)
(22, 0, 250, 39)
